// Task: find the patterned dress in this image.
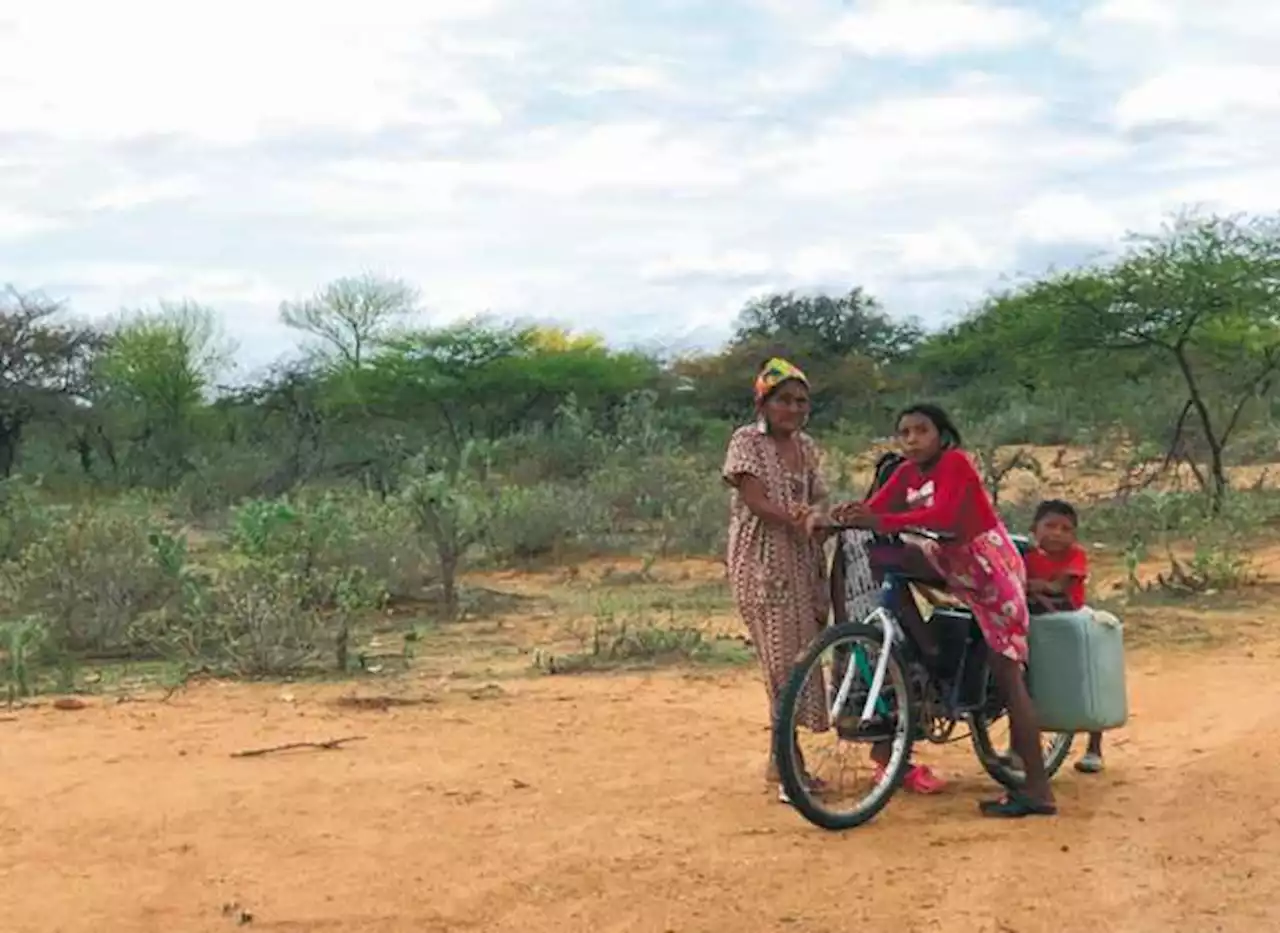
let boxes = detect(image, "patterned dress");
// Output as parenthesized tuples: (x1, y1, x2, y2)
(922, 530, 1030, 664)
(722, 424, 831, 732)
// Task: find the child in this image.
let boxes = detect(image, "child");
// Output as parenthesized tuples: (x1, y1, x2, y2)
(834, 403, 1056, 818)
(1025, 499, 1104, 774)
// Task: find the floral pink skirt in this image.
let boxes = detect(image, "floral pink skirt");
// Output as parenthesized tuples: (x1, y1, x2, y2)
(923, 528, 1029, 664)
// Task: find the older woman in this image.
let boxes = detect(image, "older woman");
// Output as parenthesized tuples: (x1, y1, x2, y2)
(722, 358, 830, 801)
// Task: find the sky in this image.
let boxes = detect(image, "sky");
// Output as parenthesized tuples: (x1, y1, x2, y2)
(2, 0, 1278, 379)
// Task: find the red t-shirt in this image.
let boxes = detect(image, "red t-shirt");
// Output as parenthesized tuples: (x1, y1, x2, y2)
(865, 449, 1002, 544)
(1025, 544, 1089, 610)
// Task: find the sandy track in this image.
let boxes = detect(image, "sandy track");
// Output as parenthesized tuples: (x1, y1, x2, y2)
(2, 639, 1279, 933)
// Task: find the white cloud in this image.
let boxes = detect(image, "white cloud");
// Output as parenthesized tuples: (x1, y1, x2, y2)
(641, 251, 774, 285)
(0, 208, 60, 240)
(827, 0, 1047, 58)
(1, 0, 1279, 369)
(763, 87, 1065, 196)
(1115, 65, 1280, 129)
(1014, 194, 1125, 245)
(484, 122, 742, 195)
(1083, 0, 1178, 28)
(888, 223, 1007, 273)
(86, 177, 204, 212)
(0, 0, 504, 143)
(578, 63, 671, 94)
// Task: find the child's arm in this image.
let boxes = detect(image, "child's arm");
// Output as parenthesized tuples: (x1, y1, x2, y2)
(1051, 548, 1089, 598)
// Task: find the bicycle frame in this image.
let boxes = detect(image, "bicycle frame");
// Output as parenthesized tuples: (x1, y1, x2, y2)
(831, 601, 900, 725)
(832, 524, 955, 727)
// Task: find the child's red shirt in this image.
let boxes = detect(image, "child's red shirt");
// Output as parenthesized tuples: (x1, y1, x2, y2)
(865, 449, 1002, 543)
(1025, 544, 1089, 610)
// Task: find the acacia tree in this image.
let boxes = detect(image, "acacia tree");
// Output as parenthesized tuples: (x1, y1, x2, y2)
(0, 288, 101, 477)
(733, 288, 923, 363)
(280, 274, 418, 369)
(1040, 213, 1280, 510)
(95, 302, 231, 487)
(675, 289, 920, 427)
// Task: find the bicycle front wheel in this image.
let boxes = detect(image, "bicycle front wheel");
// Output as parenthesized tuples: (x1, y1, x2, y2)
(773, 621, 915, 831)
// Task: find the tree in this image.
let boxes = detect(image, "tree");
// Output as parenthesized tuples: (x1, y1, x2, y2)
(280, 274, 418, 369)
(672, 289, 917, 428)
(95, 302, 231, 487)
(351, 318, 659, 450)
(1034, 213, 1280, 509)
(399, 443, 490, 619)
(0, 288, 101, 477)
(732, 288, 923, 364)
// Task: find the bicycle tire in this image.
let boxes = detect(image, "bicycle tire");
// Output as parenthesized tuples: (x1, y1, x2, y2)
(969, 709, 1074, 790)
(773, 621, 915, 831)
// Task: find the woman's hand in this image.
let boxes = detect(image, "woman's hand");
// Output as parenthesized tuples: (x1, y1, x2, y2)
(803, 509, 830, 537)
(832, 501, 881, 532)
(829, 500, 856, 524)
(787, 503, 813, 531)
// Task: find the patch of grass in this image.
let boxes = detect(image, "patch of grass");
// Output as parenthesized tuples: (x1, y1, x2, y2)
(557, 580, 732, 621)
(531, 598, 752, 674)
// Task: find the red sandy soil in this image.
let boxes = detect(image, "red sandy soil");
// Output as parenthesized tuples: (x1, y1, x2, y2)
(3, 630, 1279, 932)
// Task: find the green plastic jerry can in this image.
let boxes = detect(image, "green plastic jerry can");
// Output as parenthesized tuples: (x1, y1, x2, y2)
(1027, 608, 1128, 734)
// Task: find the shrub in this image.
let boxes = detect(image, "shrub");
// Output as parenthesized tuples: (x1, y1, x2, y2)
(1, 500, 182, 658)
(588, 456, 726, 556)
(0, 617, 50, 700)
(533, 616, 729, 674)
(398, 446, 490, 618)
(485, 482, 609, 563)
(135, 558, 325, 677)
(168, 449, 278, 520)
(226, 490, 418, 606)
(0, 478, 50, 564)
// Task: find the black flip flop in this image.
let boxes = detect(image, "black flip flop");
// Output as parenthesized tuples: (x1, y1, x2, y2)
(979, 792, 1058, 819)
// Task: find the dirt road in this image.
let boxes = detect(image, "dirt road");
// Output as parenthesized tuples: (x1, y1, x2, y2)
(2, 638, 1278, 933)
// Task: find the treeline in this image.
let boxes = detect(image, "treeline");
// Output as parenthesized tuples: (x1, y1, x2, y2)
(1, 209, 1277, 684)
(4, 210, 1280, 514)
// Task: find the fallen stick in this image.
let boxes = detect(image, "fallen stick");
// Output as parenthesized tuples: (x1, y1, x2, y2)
(231, 736, 367, 758)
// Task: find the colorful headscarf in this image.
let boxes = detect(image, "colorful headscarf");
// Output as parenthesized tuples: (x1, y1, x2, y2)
(753, 357, 808, 405)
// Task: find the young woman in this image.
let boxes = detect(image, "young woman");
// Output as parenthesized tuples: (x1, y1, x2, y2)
(722, 358, 831, 802)
(833, 404, 1057, 818)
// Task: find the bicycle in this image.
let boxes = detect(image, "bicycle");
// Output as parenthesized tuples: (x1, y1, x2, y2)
(772, 525, 1074, 830)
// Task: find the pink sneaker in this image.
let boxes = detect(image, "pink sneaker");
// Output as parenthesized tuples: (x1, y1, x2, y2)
(903, 764, 947, 794)
(873, 763, 947, 794)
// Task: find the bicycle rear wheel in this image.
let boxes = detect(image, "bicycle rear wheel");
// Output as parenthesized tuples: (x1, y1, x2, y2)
(970, 707, 1073, 789)
(773, 621, 914, 831)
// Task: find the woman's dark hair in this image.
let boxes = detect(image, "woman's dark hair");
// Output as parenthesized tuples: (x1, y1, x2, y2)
(896, 403, 962, 449)
(866, 451, 905, 497)
(1033, 499, 1079, 527)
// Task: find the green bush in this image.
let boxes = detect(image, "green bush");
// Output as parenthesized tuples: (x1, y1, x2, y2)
(168, 449, 279, 520)
(589, 456, 726, 555)
(226, 490, 419, 606)
(0, 617, 51, 699)
(0, 478, 50, 564)
(485, 482, 609, 563)
(135, 557, 327, 677)
(1, 500, 182, 657)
